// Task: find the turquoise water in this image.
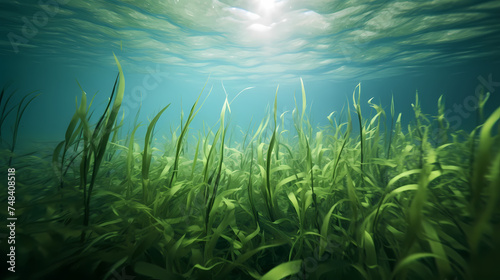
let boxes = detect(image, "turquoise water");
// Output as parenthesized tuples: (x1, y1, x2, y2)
(1, 0, 499, 144)
(1, 1, 500, 279)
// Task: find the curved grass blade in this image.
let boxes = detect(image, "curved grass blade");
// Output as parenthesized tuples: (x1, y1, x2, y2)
(261, 260, 302, 280)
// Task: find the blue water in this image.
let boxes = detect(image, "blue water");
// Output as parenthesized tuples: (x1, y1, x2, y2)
(1, 0, 499, 149)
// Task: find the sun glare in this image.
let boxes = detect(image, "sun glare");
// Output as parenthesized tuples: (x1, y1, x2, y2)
(258, 0, 276, 12)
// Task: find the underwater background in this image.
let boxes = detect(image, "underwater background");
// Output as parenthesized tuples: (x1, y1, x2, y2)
(1, 0, 500, 279)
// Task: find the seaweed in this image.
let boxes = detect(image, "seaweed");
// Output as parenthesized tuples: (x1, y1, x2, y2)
(0, 85, 40, 165)
(4, 58, 500, 280)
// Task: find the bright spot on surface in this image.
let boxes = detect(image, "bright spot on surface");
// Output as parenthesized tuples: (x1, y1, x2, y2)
(248, 0, 281, 35)
(226, 7, 260, 20)
(259, 0, 275, 13)
(248, 23, 273, 32)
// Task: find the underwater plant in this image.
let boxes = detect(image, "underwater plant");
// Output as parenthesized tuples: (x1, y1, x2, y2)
(4, 58, 500, 280)
(0, 85, 39, 165)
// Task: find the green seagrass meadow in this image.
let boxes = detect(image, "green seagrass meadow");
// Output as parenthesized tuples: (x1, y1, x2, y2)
(1, 55, 499, 280)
